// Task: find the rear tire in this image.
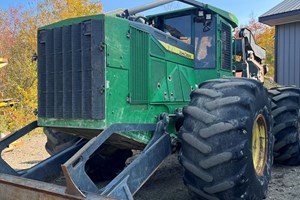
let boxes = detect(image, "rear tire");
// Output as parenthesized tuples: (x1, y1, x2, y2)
(269, 87, 300, 165)
(179, 78, 273, 200)
(44, 128, 132, 181)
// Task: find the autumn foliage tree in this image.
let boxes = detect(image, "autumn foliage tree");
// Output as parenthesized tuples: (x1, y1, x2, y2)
(256, 27, 275, 77)
(0, 0, 103, 132)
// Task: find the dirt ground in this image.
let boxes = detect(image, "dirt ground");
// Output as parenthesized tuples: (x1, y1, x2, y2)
(2, 134, 300, 199)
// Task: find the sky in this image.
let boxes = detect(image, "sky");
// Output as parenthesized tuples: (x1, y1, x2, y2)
(0, 0, 283, 25)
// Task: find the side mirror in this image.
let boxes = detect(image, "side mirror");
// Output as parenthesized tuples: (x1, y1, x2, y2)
(203, 13, 212, 32)
(203, 24, 211, 32)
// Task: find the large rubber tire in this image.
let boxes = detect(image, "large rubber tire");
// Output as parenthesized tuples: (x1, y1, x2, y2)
(44, 128, 132, 181)
(44, 127, 80, 155)
(269, 87, 300, 165)
(179, 78, 273, 200)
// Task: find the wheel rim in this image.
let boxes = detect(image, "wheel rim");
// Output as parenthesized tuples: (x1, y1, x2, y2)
(252, 114, 267, 176)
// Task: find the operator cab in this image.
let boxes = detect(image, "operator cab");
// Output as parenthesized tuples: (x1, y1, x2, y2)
(118, 0, 239, 78)
(146, 6, 235, 73)
(147, 8, 218, 70)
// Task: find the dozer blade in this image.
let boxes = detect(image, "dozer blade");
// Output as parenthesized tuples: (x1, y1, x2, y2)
(0, 115, 171, 199)
(0, 173, 113, 200)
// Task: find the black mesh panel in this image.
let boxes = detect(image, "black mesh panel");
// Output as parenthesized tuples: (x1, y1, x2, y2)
(37, 19, 105, 120)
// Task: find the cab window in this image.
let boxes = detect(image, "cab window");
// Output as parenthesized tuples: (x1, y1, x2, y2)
(164, 15, 192, 44)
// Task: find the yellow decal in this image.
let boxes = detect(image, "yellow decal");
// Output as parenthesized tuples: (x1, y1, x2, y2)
(158, 40, 194, 60)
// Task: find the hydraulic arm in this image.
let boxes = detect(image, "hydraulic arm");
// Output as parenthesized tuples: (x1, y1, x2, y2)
(235, 28, 267, 81)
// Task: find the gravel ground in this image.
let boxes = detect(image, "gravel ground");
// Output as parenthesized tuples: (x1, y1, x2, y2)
(2, 134, 49, 170)
(2, 134, 300, 199)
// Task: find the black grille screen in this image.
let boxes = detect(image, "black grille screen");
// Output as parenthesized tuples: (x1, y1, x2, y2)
(221, 23, 231, 71)
(38, 19, 105, 120)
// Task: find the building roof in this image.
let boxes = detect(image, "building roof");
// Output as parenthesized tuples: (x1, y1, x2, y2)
(259, 0, 300, 26)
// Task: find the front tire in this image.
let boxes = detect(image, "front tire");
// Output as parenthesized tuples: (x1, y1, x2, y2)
(179, 78, 273, 200)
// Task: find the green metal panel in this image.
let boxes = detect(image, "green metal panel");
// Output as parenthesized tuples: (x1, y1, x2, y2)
(38, 118, 106, 129)
(150, 58, 168, 102)
(103, 17, 168, 145)
(105, 67, 157, 144)
(149, 37, 194, 67)
(206, 5, 238, 28)
(171, 66, 184, 101)
(178, 66, 197, 101)
(105, 16, 130, 70)
(150, 39, 166, 58)
(129, 27, 149, 104)
(195, 69, 220, 83)
(166, 62, 183, 102)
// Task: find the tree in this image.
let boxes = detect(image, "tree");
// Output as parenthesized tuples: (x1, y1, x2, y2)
(0, 0, 103, 132)
(0, 7, 21, 57)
